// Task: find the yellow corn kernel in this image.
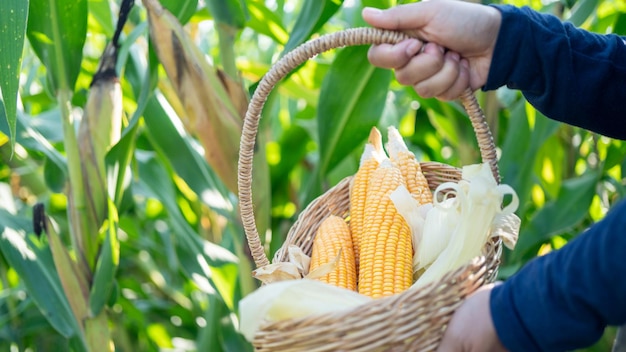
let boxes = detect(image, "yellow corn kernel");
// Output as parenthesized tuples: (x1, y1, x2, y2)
(350, 127, 387, 270)
(309, 215, 357, 291)
(358, 160, 413, 298)
(387, 126, 432, 205)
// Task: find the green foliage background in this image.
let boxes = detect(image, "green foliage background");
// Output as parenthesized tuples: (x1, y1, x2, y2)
(1, 0, 625, 351)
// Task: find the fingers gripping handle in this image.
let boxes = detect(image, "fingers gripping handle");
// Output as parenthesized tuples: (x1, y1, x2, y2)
(237, 27, 499, 269)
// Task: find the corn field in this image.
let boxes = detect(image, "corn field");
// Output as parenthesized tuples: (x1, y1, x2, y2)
(0, 0, 624, 351)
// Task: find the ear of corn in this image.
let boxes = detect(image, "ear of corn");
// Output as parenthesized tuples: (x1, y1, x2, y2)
(309, 215, 357, 291)
(349, 127, 387, 271)
(387, 126, 432, 205)
(358, 160, 413, 298)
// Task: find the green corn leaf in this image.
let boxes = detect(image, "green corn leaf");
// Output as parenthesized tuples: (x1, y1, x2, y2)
(106, 121, 138, 207)
(142, 96, 234, 218)
(26, 0, 87, 93)
(84, 311, 110, 352)
(512, 170, 600, 261)
(140, 54, 268, 240)
(176, 242, 240, 310)
(135, 151, 239, 267)
(197, 293, 253, 352)
(567, 0, 598, 26)
(282, 0, 344, 55)
(161, 0, 198, 24)
(206, 0, 247, 28)
(0, 0, 29, 146)
(362, 0, 391, 8)
(0, 220, 83, 344)
(316, 45, 391, 186)
(499, 101, 559, 213)
(108, 35, 157, 207)
(88, 0, 114, 38)
(534, 136, 565, 199)
(418, 96, 479, 165)
(602, 139, 626, 173)
(46, 216, 90, 329)
(218, 303, 254, 352)
(8, 114, 67, 176)
(196, 294, 226, 351)
(134, 152, 240, 308)
(270, 124, 311, 190)
(613, 13, 626, 35)
(43, 156, 66, 193)
(88, 199, 119, 316)
(246, 1, 288, 45)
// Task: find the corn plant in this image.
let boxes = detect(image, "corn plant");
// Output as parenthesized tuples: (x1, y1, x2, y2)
(1, 0, 624, 351)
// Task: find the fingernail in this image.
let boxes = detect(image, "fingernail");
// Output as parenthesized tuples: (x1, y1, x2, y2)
(461, 59, 469, 69)
(448, 51, 460, 62)
(423, 43, 444, 55)
(406, 40, 421, 57)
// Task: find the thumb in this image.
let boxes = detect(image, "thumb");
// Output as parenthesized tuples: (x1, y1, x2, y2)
(436, 335, 459, 352)
(362, 4, 431, 31)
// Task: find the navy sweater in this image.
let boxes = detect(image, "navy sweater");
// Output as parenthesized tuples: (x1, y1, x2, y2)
(485, 5, 626, 351)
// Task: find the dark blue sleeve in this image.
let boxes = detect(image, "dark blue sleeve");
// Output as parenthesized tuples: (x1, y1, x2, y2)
(484, 5, 626, 140)
(490, 199, 626, 351)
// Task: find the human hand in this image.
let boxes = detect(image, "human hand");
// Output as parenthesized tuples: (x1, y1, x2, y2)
(362, 0, 502, 100)
(436, 283, 507, 352)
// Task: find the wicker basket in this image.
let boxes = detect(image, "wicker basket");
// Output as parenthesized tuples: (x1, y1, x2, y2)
(238, 27, 514, 352)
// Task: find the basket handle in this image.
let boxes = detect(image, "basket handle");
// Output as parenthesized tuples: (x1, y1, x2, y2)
(238, 27, 500, 269)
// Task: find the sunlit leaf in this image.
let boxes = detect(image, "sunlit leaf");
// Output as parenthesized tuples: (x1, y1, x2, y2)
(27, 0, 87, 93)
(513, 170, 600, 261)
(197, 294, 253, 351)
(43, 157, 66, 193)
(0, 0, 29, 146)
(135, 151, 238, 267)
(88, 0, 114, 37)
(282, 0, 344, 55)
(614, 12, 626, 34)
(46, 216, 90, 332)
(161, 0, 198, 24)
(206, 0, 247, 28)
(88, 201, 119, 316)
(270, 124, 311, 189)
(14, 112, 67, 175)
(567, 0, 598, 26)
(534, 136, 565, 199)
(0, 222, 83, 344)
(142, 95, 234, 217)
(246, 1, 288, 44)
(602, 140, 626, 173)
(317, 45, 391, 180)
(499, 102, 559, 213)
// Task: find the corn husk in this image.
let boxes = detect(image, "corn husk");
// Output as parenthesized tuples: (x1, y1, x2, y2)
(252, 245, 308, 283)
(389, 185, 426, 254)
(252, 245, 341, 284)
(414, 197, 457, 272)
(239, 279, 372, 342)
(414, 163, 518, 287)
(491, 212, 521, 250)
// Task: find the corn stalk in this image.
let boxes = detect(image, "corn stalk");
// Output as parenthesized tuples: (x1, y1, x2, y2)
(29, 0, 132, 349)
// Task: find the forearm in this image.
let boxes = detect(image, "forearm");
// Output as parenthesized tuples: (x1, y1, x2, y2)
(484, 5, 626, 140)
(490, 199, 626, 351)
